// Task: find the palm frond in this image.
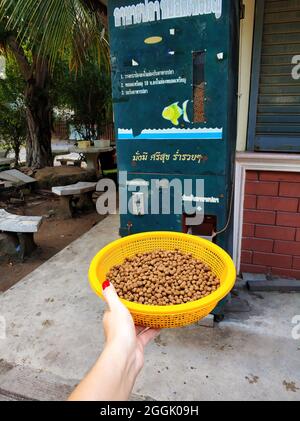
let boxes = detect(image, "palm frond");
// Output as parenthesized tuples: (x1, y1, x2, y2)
(0, 0, 109, 71)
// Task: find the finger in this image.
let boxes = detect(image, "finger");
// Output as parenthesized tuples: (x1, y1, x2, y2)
(102, 309, 110, 331)
(138, 329, 160, 347)
(135, 326, 144, 335)
(102, 281, 122, 311)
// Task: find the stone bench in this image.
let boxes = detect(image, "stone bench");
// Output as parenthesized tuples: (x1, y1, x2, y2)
(52, 182, 97, 218)
(57, 157, 81, 167)
(0, 209, 43, 260)
(0, 157, 14, 171)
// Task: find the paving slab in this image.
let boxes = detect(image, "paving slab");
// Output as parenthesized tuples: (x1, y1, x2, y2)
(247, 279, 300, 292)
(242, 272, 268, 282)
(0, 214, 299, 401)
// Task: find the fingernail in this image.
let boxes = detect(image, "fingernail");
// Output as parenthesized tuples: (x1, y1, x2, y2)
(102, 280, 110, 291)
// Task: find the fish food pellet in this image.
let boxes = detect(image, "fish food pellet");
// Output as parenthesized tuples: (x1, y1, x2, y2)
(106, 250, 221, 306)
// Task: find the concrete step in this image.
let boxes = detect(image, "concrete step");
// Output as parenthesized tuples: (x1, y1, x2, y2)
(0, 359, 76, 401)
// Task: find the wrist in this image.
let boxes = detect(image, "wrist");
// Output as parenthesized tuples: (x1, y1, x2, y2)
(106, 340, 139, 374)
(99, 341, 139, 399)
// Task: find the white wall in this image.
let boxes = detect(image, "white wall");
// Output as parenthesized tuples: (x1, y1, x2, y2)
(236, 0, 256, 152)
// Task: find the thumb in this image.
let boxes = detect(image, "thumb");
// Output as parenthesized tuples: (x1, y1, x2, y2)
(102, 281, 122, 311)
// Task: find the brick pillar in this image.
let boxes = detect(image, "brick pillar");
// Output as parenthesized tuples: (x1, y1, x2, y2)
(240, 171, 300, 280)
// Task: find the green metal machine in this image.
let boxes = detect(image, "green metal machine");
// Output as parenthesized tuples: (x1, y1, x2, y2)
(108, 0, 240, 260)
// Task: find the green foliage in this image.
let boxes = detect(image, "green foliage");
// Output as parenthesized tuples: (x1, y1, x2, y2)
(0, 56, 26, 165)
(54, 59, 112, 140)
(0, 1, 111, 167)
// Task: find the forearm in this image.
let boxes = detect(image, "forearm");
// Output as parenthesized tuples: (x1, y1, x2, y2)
(68, 343, 138, 401)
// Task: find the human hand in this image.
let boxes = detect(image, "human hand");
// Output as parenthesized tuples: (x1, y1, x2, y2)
(68, 280, 158, 401)
(102, 280, 159, 378)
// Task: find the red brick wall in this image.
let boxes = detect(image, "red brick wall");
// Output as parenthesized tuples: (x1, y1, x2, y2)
(240, 171, 300, 280)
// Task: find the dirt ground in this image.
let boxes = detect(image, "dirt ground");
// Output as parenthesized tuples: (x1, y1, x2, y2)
(0, 192, 105, 292)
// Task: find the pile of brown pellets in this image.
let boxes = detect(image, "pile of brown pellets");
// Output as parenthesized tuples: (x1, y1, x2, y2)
(106, 249, 221, 306)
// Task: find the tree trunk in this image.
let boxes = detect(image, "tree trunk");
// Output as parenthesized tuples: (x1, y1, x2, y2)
(13, 139, 20, 167)
(7, 38, 53, 169)
(25, 57, 53, 168)
(25, 103, 53, 168)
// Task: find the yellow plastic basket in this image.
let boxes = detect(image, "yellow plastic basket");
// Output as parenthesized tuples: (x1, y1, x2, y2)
(89, 231, 236, 328)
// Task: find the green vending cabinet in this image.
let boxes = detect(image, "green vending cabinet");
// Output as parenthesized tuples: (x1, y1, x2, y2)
(108, 0, 240, 257)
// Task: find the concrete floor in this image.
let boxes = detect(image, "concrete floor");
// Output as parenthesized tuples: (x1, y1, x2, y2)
(0, 214, 299, 401)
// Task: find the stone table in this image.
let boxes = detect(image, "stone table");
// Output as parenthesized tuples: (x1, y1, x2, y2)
(69, 146, 113, 174)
